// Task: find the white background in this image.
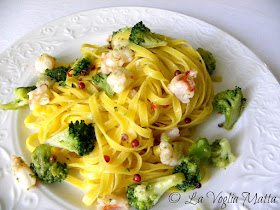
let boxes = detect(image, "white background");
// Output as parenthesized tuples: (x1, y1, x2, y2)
(1, 0, 279, 81)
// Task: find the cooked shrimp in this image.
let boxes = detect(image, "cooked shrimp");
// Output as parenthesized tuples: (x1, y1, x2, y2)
(96, 194, 129, 210)
(35, 54, 56, 74)
(168, 70, 198, 103)
(10, 155, 36, 191)
(28, 77, 55, 110)
(100, 48, 134, 74)
(107, 67, 134, 93)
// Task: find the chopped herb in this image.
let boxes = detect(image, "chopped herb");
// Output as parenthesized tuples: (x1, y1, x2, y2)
(17, 178, 20, 182)
(59, 81, 67, 87)
(114, 107, 118, 112)
(29, 173, 35, 178)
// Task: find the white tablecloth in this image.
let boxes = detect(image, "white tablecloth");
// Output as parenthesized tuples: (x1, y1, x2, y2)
(1, 0, 279, 80)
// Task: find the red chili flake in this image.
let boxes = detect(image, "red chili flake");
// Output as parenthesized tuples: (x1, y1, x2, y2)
(184, 117, 192, 124)
(81, 70, 87, 76)
(218, 123, 223, 128)
(174, 70, 181, 76)
(50, 155, 57, 162)
(131, 75, 134, 79)
(78, 82, 85, 89)
(163, 105, 169, 108)
(90, 65, 96, 70)
(133, 174, 141, 182)
(196, 183, 202, 188)
(78, 78, 82, 81)
(131, 139, 139, 148)
(104, 155, 110, 163)
(67, 69, 73, 77)
(151, 102, 157, 110)
(121, 134, 129, 142)
(108, 45, 113, 49)
(185, 71, 190, 76)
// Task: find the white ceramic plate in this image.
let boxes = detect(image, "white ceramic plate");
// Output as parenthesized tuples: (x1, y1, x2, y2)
(0, 7, 279, 210)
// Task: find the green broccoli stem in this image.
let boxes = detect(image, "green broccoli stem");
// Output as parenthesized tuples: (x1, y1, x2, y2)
(44, 120, 96, 156)
(224, 94, 243, 130)
(0, 101, 25, 110)
(149, 173, 185, 199)
(0, 86, 36, 110)
(92, 73, 114, 98)
(45, 128, 72, 151)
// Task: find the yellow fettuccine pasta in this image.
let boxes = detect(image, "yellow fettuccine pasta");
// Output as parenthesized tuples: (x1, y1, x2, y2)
(25, 32, 214, 206)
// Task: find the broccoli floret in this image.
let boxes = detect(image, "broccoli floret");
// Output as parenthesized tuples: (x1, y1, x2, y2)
(127, 173, 185, 210)
(210, 138, 236, 168)
(45, 66, 69, 82)
(213, 86, 246, 130)
(173, 155, 202, 192)
(110, 26, 132, 47)
(197, 48, 216, 75)
(72, 54, 91, 77)
(45, 120, 96, 156)
(188, 138, 211, 165)
(129, 21, 167, 48)
(0, 86, 36, 110)
(112, 26, 132, 40)
(92, 73, 114, 98)
(30, 144, 68, 183)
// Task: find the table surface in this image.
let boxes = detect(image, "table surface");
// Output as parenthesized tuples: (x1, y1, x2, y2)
(1, 0, 279, 82)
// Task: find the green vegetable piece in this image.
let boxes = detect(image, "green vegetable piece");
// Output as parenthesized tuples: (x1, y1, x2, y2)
(111, 27, 132, 43)
(45, 66, 69, 82)
(45, 120, 96, 156)
(173, 155, 202, 192)
(30, 144, 68, 183)
(127, 173, 185, 210)
(188, 138, 211, 165)
(210, 138, 236, 168)
(197, 48, 216, 75)
(0, 86, 36, 110)
(92, 73, 115, 98)
(213, 86, 246, 130)
(129, 21, 167, 48)
(72, 54, 91, 77)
